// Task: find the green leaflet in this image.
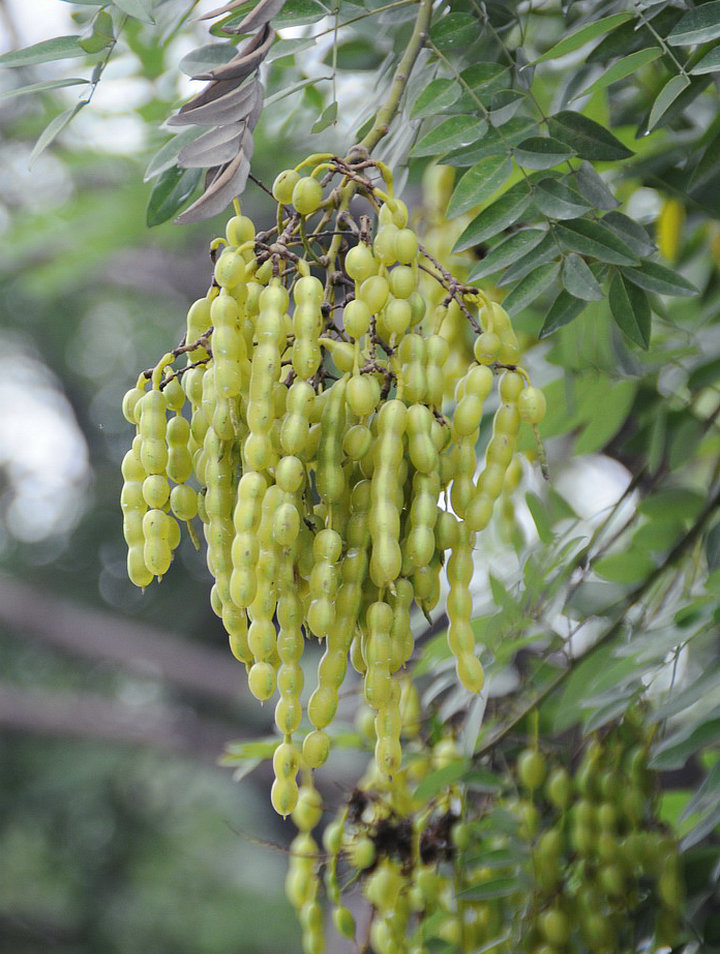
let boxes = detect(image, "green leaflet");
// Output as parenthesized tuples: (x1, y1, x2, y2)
(609, 271, 651, 348)
(146, 165, 203, 227)
(30, 104, 84, 166)
(513, 136, 574, 170)
(648, 74, 691, 130)
(446, 156, 512, 219)
(668, 1, 720, 45)
(534, 179, 591, 219)
(179, 43, 237, 78)
(539, 288, 587, 337)
(573, 378, 637, 454)
(572, 48, 662, 101)
(410, 115, 487, 158)
(144, 128, 205, 181)
(622, 261, 697, 297)
(556, 218, 638, 265)
(549, 111, 633, 161)
(113, 0, 156, 24)
(690, 46, 720, 75)
(430, 13, 479, 52)
(410, 78, 461, 119)
(0, 35, 84, 67)
(573, 162, 618, 211)
(311, 100, 338, 133)
(467, 229, 547, 281)
(0, 77, 89, 100)
(536, 13, 633, 62)
(561, 253, 604, 301)
(452, 184, 532, 252)
(502, 261, 560, 315)
(500, 233, 559, 285)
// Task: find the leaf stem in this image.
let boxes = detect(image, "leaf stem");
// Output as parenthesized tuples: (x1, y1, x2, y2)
(322, 0, 433, 274)
(359, 0, 434, 154)
(631, 0, 689, 80)
(81, 14, 126, 107)
(309, 0, 416, 42)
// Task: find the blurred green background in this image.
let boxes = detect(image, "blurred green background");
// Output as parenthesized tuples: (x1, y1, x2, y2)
(0, 5, 335, 950)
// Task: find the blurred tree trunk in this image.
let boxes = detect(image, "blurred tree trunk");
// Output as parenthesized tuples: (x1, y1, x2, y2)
(0, 575, 251, 707)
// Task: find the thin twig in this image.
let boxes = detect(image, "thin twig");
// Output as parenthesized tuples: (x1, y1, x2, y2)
(476, 480, 720, 757)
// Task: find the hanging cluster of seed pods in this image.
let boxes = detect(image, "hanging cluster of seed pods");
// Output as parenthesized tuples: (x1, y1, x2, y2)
(120, 151, 553, 951)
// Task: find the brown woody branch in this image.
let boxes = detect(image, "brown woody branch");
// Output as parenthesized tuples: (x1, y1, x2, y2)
(0, 575, 254, 711)
(0, 682, 249, 766)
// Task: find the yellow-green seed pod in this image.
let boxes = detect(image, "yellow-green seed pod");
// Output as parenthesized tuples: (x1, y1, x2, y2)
(518, 385, 547, 424)
(388, 265, 416, 299)
(292, 783, 322, 831)
(272, 169, 301, 205)
(292, 176, 323, 215)
(302, 730, 330, 768)
(248, 660, 276, 701)
(127, 545, 152, 588)
(122, 385, 145, 424)
(358, 274, 390, 314)
(223, 604, 251, 664)
(342, 298, 372, 338)
(395, 228, 419, 264)
(185, 297, 212, 363)
(214, 248, 246, 288)
(316, 377, 347, 504)
(332, 906, 356, 940)
(425, 334, 449, 407)
(399, 333, 427, 404)
(369, 399, 407, 588)
(142, 474, 169, 509)
(271, 775, 299, 817)
(225, 213, 255, 246)
(293, 300, 322, 379)
(344, 243, 378, 282)
(139, 391, 169, 473)
(373, 224, 398, 265)
(346, 374, 380, 417)
(281, 380, 314, 456)
(121, 442, 145, 483)
(499, 370, 524, 403)
(343, 423, 372, 461)
(307, 683, 337, 730)
(123, 510, 145, 550)
(166, 415, 193, 484)
(406, 404, 438, 475)
(272, 497, 301, 547)
(321, 337, 355, 374)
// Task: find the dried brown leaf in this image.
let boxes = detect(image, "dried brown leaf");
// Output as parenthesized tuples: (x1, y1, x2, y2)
(198, 0, 252, 20)
(175, 126, 254, 224)
(170, 76, 238, 114)
(246, 80, 264, 129)
(199, 0, 287, 35)
(192, 24, 274, 81)
(167, 76, 261, 127)
(177, 120, 248, 168)
(221, 0, 287, 34)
